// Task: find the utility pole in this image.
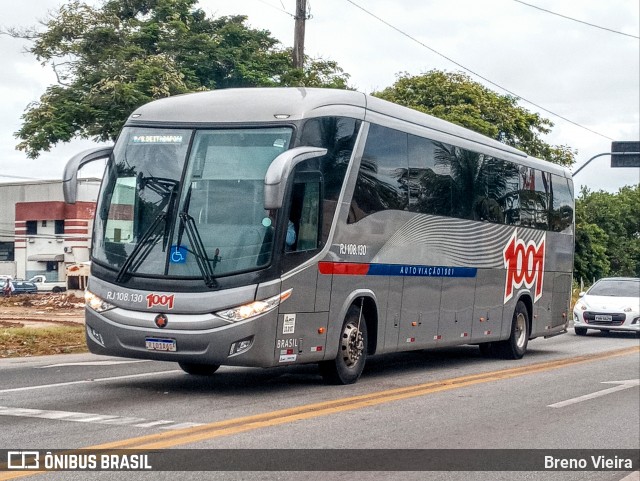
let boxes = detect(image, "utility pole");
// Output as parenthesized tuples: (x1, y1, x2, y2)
(293, 0, 307, 68)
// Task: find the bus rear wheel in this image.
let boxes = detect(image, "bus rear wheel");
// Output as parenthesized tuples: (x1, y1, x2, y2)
(493, 300, 529, 359)
(178, 362, 220, 376)
(319, 306, 367, 385)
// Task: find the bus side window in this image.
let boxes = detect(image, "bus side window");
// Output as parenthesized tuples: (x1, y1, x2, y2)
(349, 125, 408, 223)
(296, 181, 321, 251)
(287, 174, 322, 253)
(550, 174, 574, 233)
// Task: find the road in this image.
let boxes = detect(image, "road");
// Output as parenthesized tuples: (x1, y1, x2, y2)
(0, 331, 638, 481)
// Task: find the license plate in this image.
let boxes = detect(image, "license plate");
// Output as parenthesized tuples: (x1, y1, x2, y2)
(594, 315, 613, 322)
(145, 338, 176, 352)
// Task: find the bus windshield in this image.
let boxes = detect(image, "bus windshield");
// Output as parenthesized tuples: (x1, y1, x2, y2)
(93, 126, 293, 281)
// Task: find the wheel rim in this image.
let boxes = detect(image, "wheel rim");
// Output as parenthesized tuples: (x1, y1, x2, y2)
(514, 312, 527, 349)
(340, 321, 364, 367)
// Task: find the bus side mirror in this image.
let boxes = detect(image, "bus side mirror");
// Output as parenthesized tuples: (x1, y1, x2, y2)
(62, 147, 113, 204)
(264, 147, 327, 209)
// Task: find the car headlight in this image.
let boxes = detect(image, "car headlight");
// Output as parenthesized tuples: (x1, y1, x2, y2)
(216, 289, 292, 322)
(575, 301, 587, 311)
(85, 290, 115, 313)
(623, 307, 633, 312)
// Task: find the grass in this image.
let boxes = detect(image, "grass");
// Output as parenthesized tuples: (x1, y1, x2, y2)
(0, 325, 88, 358)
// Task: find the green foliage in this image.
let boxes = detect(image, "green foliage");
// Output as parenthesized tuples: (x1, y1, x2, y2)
(9, 0, 349, 157)
(574, 185, 640, 281)
(373, 71, 576, 167)
(573, 221, 610, 283)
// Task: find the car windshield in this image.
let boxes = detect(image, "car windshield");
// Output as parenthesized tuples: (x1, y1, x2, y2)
(588, 279, 640, 297)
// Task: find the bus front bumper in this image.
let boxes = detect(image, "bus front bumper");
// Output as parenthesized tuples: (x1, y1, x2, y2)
(84, 307, 279, 368)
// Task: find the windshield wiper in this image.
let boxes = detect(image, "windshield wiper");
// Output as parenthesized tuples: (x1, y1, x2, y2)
(115, 212, 167, 283)
(115, 177, 178, 283)
(178, 212, 219, 289)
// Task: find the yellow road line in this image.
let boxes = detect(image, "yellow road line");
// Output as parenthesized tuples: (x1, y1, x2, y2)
(0, 346, 637, 479)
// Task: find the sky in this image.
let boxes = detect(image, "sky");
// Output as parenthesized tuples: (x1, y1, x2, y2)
(0, 0, 638, 194)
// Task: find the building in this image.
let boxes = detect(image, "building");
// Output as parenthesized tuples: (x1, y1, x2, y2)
(0, 179, 100, 281)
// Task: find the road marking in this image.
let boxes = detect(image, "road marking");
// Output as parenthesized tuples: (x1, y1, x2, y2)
(73, 346, 640, 451)
(619, 471, 639, 481)
(0, 346, 637, 481)
(37, 360, 150, 368)
(0, 406, 204, 430)
(548, 379, 639, 408)
(0, 370, 182, 394)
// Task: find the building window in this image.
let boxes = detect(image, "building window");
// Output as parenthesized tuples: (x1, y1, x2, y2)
(26, 221, 37, 235)
(0, 242, 14, 261)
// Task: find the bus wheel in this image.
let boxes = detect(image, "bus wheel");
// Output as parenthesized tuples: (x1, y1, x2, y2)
(319, 306, 367, 385)
(178, 363, 220, 376)
(494, 301, 529, 359)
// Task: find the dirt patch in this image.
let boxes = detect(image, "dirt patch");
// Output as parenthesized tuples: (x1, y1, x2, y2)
(0, 293, 88, 358)
(0, 293, 85, 326)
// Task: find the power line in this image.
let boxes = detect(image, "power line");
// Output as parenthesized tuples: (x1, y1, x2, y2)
(344, 0, 614, 141)
(512, 0, 640, 40)
(254, 0, 295, 18)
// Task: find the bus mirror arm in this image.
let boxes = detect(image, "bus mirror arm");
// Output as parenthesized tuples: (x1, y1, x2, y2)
(264, 147, 327, 209)
(63, 146, 114, 204)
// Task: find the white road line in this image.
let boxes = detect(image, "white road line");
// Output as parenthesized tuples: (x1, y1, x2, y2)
(548, 379, 639, 408)
(133, 420, 176, 428)
(0, 405, 203, 430)
(0, 369, 182, 393)
(38, 360, 150, 368)
(618, 471, 639, 481)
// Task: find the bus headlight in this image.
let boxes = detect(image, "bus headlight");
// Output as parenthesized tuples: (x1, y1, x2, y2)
(85, 290, 115, 313)
(216, 289, 292, 322)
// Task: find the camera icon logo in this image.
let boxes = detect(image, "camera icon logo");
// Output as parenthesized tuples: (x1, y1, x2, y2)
(7, 451, 40, 470)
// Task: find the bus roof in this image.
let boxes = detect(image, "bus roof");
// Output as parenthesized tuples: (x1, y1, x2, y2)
(128, 88, 571, 177)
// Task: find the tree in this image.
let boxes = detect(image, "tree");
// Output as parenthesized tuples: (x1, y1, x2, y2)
(573, 221, 610, 283)
(574, 185, 640, 281)
(7, 0, 349, 158)
(373, 71, 576, 167)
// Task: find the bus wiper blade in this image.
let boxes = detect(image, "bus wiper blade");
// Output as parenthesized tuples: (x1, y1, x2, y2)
(179, 212, 218, 289)
(141, 176, 179, 198)
(162, 184, 179, 251)
(115, 212, 166, 283)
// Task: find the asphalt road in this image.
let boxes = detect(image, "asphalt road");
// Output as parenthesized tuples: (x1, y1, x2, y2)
(0, 330, 638, 481)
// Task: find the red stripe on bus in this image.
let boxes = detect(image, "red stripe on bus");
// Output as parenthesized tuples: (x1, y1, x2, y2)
(318, 262, 370, 276)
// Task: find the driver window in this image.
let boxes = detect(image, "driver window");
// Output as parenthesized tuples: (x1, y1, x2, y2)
(286, 179, 321, 254)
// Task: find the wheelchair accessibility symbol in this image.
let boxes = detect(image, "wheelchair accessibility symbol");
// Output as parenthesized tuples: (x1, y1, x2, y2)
(170, 245, 187, 264)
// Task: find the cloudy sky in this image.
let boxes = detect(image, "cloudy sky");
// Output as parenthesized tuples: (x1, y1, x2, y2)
(1, 0, 638, 193)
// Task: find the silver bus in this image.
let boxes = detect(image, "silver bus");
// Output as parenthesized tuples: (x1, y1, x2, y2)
(63, 88, 574, 384)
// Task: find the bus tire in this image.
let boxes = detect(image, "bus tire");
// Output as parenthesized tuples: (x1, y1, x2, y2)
(178, 362, 220, 376)
(574, 327, 588, 336)
(494, 300, 529, 360)
(319, 306, 367, 385)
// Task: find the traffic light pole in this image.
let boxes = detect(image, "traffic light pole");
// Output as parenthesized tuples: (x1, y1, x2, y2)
(572, 151, 640, 176)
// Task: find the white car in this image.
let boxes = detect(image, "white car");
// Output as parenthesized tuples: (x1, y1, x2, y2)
(573, 277, 640, 337)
